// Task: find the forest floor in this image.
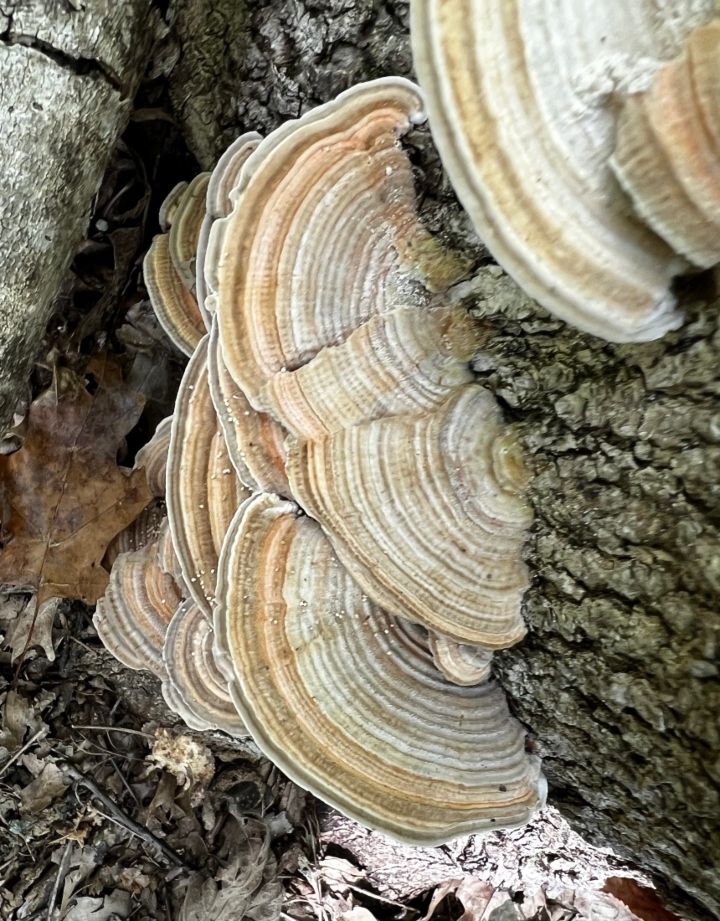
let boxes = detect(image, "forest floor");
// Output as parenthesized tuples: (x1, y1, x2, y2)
(0, 59, 674, 921)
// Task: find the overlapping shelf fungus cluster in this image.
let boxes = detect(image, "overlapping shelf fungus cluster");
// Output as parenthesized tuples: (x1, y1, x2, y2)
(95, 78, 547, 844)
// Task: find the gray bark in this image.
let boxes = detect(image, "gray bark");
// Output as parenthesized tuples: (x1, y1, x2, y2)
(158, 4, 720, 918)
(0, 0, 165, 433)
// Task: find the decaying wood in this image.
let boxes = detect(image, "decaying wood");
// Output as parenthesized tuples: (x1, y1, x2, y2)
(0, 1, 164, 434)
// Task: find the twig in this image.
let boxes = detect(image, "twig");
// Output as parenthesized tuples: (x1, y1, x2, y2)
(46, 839, 72, 921)
(0, 728, 47, 780)
(71, 725, 155, 739)
(63, 764, 187, 868)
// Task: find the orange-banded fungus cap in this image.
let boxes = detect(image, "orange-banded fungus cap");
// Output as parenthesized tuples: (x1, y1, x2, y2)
(166, 335, 250, 619)
(287, 384, 531, 648)
(212, 78, 469, 410)
(214, 492, 546, 844)
(94, 539, 181, 677)
(409, 0, 720, 341)
(612, 20, 720, 268)
(207, 319, 290, 496)
(162, 599, 246, 736)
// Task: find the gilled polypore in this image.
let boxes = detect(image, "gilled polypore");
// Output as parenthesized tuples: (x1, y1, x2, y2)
(96, 77, 547, 844)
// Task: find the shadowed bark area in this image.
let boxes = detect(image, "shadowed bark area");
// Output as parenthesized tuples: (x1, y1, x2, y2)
(0, 0, 164, 433)
(158, 4, 720, 917)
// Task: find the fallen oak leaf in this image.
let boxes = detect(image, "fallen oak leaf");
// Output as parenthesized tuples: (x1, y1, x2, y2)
(0, 354, 153, 620)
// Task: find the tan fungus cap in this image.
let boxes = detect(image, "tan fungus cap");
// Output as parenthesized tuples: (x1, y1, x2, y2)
(214, 492, 545, 845)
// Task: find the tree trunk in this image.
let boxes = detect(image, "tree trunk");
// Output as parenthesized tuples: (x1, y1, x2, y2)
(0, 0, 164, 433)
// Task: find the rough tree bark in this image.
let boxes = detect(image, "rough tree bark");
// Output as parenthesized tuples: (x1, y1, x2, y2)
(157, 4, 719, 919)
(5, 1, 718, 919)
(0, 0, 165, 433)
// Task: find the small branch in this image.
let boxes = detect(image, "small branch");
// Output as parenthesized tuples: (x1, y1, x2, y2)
(63, 764, 187, 869)
(0, 728, 48, 780)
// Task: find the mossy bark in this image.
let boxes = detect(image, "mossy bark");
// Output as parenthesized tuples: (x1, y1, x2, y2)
(0, 0, 164, 434)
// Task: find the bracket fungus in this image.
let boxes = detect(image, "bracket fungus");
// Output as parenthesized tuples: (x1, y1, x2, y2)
(95, 78, 547, 843)
(166, 336, 250, 619)
(207, 320, 290, 497)
(410, 0, 720, 342)
(287, 385, 532, 647)
(210, 78, 468, 411)
(162, 599, 246, 736)
(214, 493, 545, 845)
(94, 537, 181, 677)
(428, 632, 494, 687)
(612, 19, 720, 268)
(144, 177, 210, 356)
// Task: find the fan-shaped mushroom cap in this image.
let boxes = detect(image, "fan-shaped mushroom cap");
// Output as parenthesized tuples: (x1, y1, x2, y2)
(428, 631, 493, 686)
(94, 540, 181, 676)
(134, 416, 172, 497)
(167, 335, 251, 618)
(103, 501, 166, 570)
(158, 181, 188, 233)
(162, 599, 246, 735)
(168, 173, 211, 292)
(144, 233, 206, 356)
(214, 492, 545, 844)
(207, 320, 290, 496)
(211, 78, 469, 410)
(287, 384, 531, 647)
(612, 19, 720, 268)
(410, 0, 720, 342)
(262, 306, 479, 440)
(196, 133, 262, 317)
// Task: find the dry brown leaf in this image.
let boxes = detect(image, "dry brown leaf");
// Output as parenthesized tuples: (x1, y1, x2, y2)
(4, 597, 60, 662)
(18, 761, 71, 813)
(0, 689, 49, 762)
(0, 354, 152, 610)
(180, 819, 282, 921)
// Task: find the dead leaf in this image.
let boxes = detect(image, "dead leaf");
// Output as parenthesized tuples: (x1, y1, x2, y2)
(0, 690, 48, 762)
(180, 819, 282, 921)
(63, 891, 131, 921)
(19, 761, 71, 814)
(0, 354, 152, 613)
(4, 597, 60, 662)
(603, 877, 681, 921)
